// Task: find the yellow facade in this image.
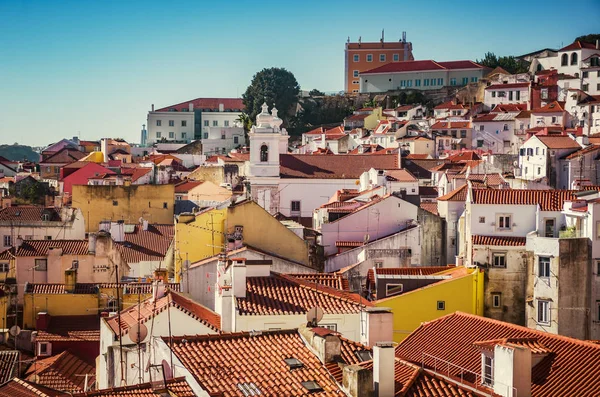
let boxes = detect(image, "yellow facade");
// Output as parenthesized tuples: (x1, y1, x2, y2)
(375, 267, 484, 342)
(72, 184, 174, 232)
(175, 200, 309, 282)
(364, 107, 383, 130)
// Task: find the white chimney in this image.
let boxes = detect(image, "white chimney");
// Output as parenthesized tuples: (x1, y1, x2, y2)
(100, 138, 109, 163)
(321, 133, 327, 149)
(231, 258, 247, 298)
(373, 342, 395, 397)
(596, 39, 599, 50)
(142, 219, 148, 231)
(15, 236, 23, 248)
(219, 103, 224, 112)
(492, 344, 531, 397)
(152, 104, 155, 112)
(215, 257, 233, 332)
(189, 102, 194, 112)
(111, 221, 125, 243)
(151, 280, 165, 302)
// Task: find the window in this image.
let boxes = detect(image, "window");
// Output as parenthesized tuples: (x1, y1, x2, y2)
(561, 53, 568, 66)
(492, 253, 506, 268)
(352, 80, 359, 84)
(0, 263, 8, 273)
(169, 131, 174, 138)
(538, 300, 550, 324)
(538, 256, 550, 278)
(596, 221, 600, 239)
(35, 259, 47, 271)
(583, 71, 589, 78)
(3, 235, 10, 247)
(366, 54, 373, 62)
(260, 144, 268, 162)
(353, 54, 359, 62)
(438, 78, 443, 85)
(450, 78, 457, 86)
(221, 133, 226, 140)
(234, 136, 239, 144)
(424, 79, 429, 87)
(597, 260, 600, 275)
(38, 342, 51, 357)
(213, 120, 218, 127)
(471, 77, 478, 83)
(374, 261, 383, 268)
(483, 355, 493, 385)
(516, 91, 520, 101)
(353, 70, 359, 78)
(583, 84, 589, 92)
(571, 52, 578, 65)
(406, 80, 412, 87)
(597, 301, 600, 322)
(112, 200, 118, 206)
(491, 91, 496, 98)
(537, 167, 541, 175)
(460, 130, 467, 138)
(509, 91, 513, 101)
(496, 214, 512, 230)
(203, 132, 208, 139)
(462, 77, 468, 85)
(386, 284, 404, 296)
(181, 132, 187, 139)
(156, 120, 161, 126)
(291, 200, 301, 214)
(498, 91, 506, 97)
(437, 301, 445, 310)
(380, 54, 386, 62)
(479, 216, 485, 223)
(168, 120, 174, 127)
(224, 120, 229, 127)
(204, 120, 209, 127)
(535, 147, 539, 155)
(156, 132, 162, 138)
(393, 54, 399, 61)
(181, 120, 187, 126)
(492, 293, 501, 308)
(541, 88, 548, 99)
(163, 202, 168, 209)
(415, 79, 421, 87)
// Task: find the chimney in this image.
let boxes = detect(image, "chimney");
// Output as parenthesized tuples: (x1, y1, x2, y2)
(36, 312, 51, 331)
(142, 219, 149, 231)
(15, 236, 23, 249)
(64, 268, 77, 293)
(152, 104, 155, 112)
(111, 221, 125, 242)
(361, 308, 393, 346)
(373, 342, 395, 397)
(298, 325, 341, 364)
(492, 344, 531, 397)
(596, 39, 599, 50)
(219, 103, 224, 112)
(321, 133, 327, 149)
(343, 365, 374, 397)
(189, 102, 194, 112)
(231, 258, 247, 298)
(88, 233, 97, 254)
(215, 261, 234, 332)
(151, 279, 165, 302)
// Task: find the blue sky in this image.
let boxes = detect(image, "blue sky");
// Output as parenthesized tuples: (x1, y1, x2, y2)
(1, 0, 599, 146)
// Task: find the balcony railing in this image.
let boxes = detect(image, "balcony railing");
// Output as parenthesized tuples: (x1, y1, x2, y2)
(558, 227, 584, 239)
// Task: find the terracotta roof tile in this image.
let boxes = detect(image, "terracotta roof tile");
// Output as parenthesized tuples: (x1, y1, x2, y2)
(0, 207, 60, 222)
(155, 98, 243, 112)
(115, 224, 174, 264)
(106, 290, 220, 336)
(25, 351, 95, 393)
(166, 330, 346, 396)
(0, 352, 19, 386)
(419, 202, 438, 216)
(288, 274, 350, 291)
(0, 378, 68, 397)
(471, 189, 577, 211)
(534, 136, 580, 149)
(430, 121, 471, 129)
(362, 60, 482, 75)
(406, 154, 431, 159)
(367, 267, 454, 291)
(559, 40, 597, 51)
(279, 154, 398, 179)
(562, 144, 600, 159)
(36, 316, 100, 343)
(0, 240, 89, 260)
(384, 169, 418, 182)
(174, 180, 203, 193)
(471, 235, 527, 246)
(40, 149, 86, 164)
(437, 185, 468, 202)
(395, 312, 600, 397)
(73, 377, 194, 397)
(531, 101, 566, 113)
(237, 273, 372, 315)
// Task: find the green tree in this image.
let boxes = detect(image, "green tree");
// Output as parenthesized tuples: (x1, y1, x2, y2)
(235, 112, 253, 145)
(242, 68, 300, 127)
(309, 89, 325, 97)
(476, 52, 529, 74)
(575, 33, 600, 44)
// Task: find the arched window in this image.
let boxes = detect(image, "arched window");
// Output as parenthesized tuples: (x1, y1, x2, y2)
(561, 54, 568, 66)
(571, 52, 578, 65)
(260, 144, 268, 162)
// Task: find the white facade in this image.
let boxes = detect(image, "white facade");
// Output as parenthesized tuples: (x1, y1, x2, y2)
(483, 84, 530, 111)
(0, 208, 85, 245)
(201, 126, 245, 155)
(147, 111, 194, 145)
(472, 118, 519, 154)
(360, 67, 485, 93)
(517, 136, 580, 185)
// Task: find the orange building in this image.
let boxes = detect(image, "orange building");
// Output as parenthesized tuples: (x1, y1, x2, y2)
(344, 32, 414, 93)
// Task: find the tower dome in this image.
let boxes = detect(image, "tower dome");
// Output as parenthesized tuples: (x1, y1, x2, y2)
(270, 107, 283, 130)
(256, 102, 274, 128)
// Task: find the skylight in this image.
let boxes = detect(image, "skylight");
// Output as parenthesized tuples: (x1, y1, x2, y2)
(355, 350, 373, 362)
(237, 383, 261, 396)
(284, 357, 304, 370)
(301, 381, 323, 393)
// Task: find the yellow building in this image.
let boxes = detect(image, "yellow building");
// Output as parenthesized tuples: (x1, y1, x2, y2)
(175, 200, 310, 282)
(373, 266, 484, 342)
(72, 184, 174, 232)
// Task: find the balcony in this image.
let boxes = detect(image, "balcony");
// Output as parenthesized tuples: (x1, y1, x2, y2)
(558, 226, 585, 239)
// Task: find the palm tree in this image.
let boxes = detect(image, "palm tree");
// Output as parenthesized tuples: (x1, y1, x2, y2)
(236, 113, 253, 145)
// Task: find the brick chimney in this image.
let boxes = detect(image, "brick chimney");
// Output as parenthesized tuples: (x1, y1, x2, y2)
(298, 325, 341, 364)
(373, 342, 395, 397)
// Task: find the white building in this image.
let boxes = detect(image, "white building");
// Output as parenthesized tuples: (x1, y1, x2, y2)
(483, 82, 530, 111)
(472, 112, 520, 154)
(201, 126, 245, 155)
(146, 98, 244, 147)
(359, 60, 486, 93)
(518, 135, 581, 187)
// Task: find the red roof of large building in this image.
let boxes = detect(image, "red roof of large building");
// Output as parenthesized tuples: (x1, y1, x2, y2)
(471, 235, 527, 246)
(0, 378, 68, 397)
(531, 101, 566, 113)
(395, 311, 600, 397)
(0, 240, 89, 260)
(471, 189, 577, 211)
(362, 60, 483, 75)
(237, 273, 372, 315)
(115, 224, 174, 264)
(485, 82, 530, 90)
(559, 40, 598, 51)
(36, 315, 100, 343)
(279, 154, 398, 179)
(25, 351, 95, 393)
(155, 98, 243, 112)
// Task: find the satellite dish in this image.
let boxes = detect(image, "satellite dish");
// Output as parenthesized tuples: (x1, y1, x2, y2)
(306, 306, 324, 326)
(9, 325, 21, 337)
(130, 323, 148, 344)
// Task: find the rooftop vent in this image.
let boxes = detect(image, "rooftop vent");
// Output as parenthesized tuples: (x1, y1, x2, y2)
(355, 350, 373, 362)
(284, 357, 304, 370)
(237, 382, 261, 396)
(301, 381, 323, 393)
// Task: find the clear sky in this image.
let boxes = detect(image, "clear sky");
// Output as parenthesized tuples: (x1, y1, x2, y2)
(1, 0, 599, 147)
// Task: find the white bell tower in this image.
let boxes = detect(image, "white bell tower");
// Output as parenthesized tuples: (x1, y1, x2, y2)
(247, 102, 289, 214)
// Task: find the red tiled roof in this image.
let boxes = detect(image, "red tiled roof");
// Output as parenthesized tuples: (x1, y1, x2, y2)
(562, 144, 600, 159)
(279, 154, 398, 179)
(484, 82, 530, 90)
(345, 113, 369, 121)
(490, 103, 528, 113)
(385, 169, 418, 182)
(0, 378, 68, 397)
(471, 189, 577, 211)
(130, 168, 152, 183)
(288, 273, 350, 291)
(347, 41, 409, 49)
(155, 98, 243, 112)
(0, 240, 89, 260)
(531, 101, 566, 113)
(471, 235, 527, 246)
(24, 283, 180, 295)
(395, 311, 600, 397)
(405, 154, 430, 159)
(335, 241, 364, 248)
(434, 101, 465, 110)
(115, 224, 174, 264)
(362, 60, 482, 74)
(0, 206, 60, 222)
(430, 121, 471, 129)
(106, 290, 220, 336)
(237, 273, 372, 315)
(533, 136, 580, 149)
(326, 337, 372, 383)
(166, 330, 346, 396)
(446, 151, 481, 162)
(36, 316, 100, 343)
(437, 185, 468, 202)
(420, 202, 438, 216)
(25, 351, 95, 393)
(73, 377, 194, 397)
(559, 40, 597, 51)
(40, 149, 86, 164)
(0, 351, 19, 386)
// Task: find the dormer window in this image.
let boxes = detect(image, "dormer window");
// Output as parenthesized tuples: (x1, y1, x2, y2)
(260, 144, 268, 162)
(483, 355, 494, 385)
